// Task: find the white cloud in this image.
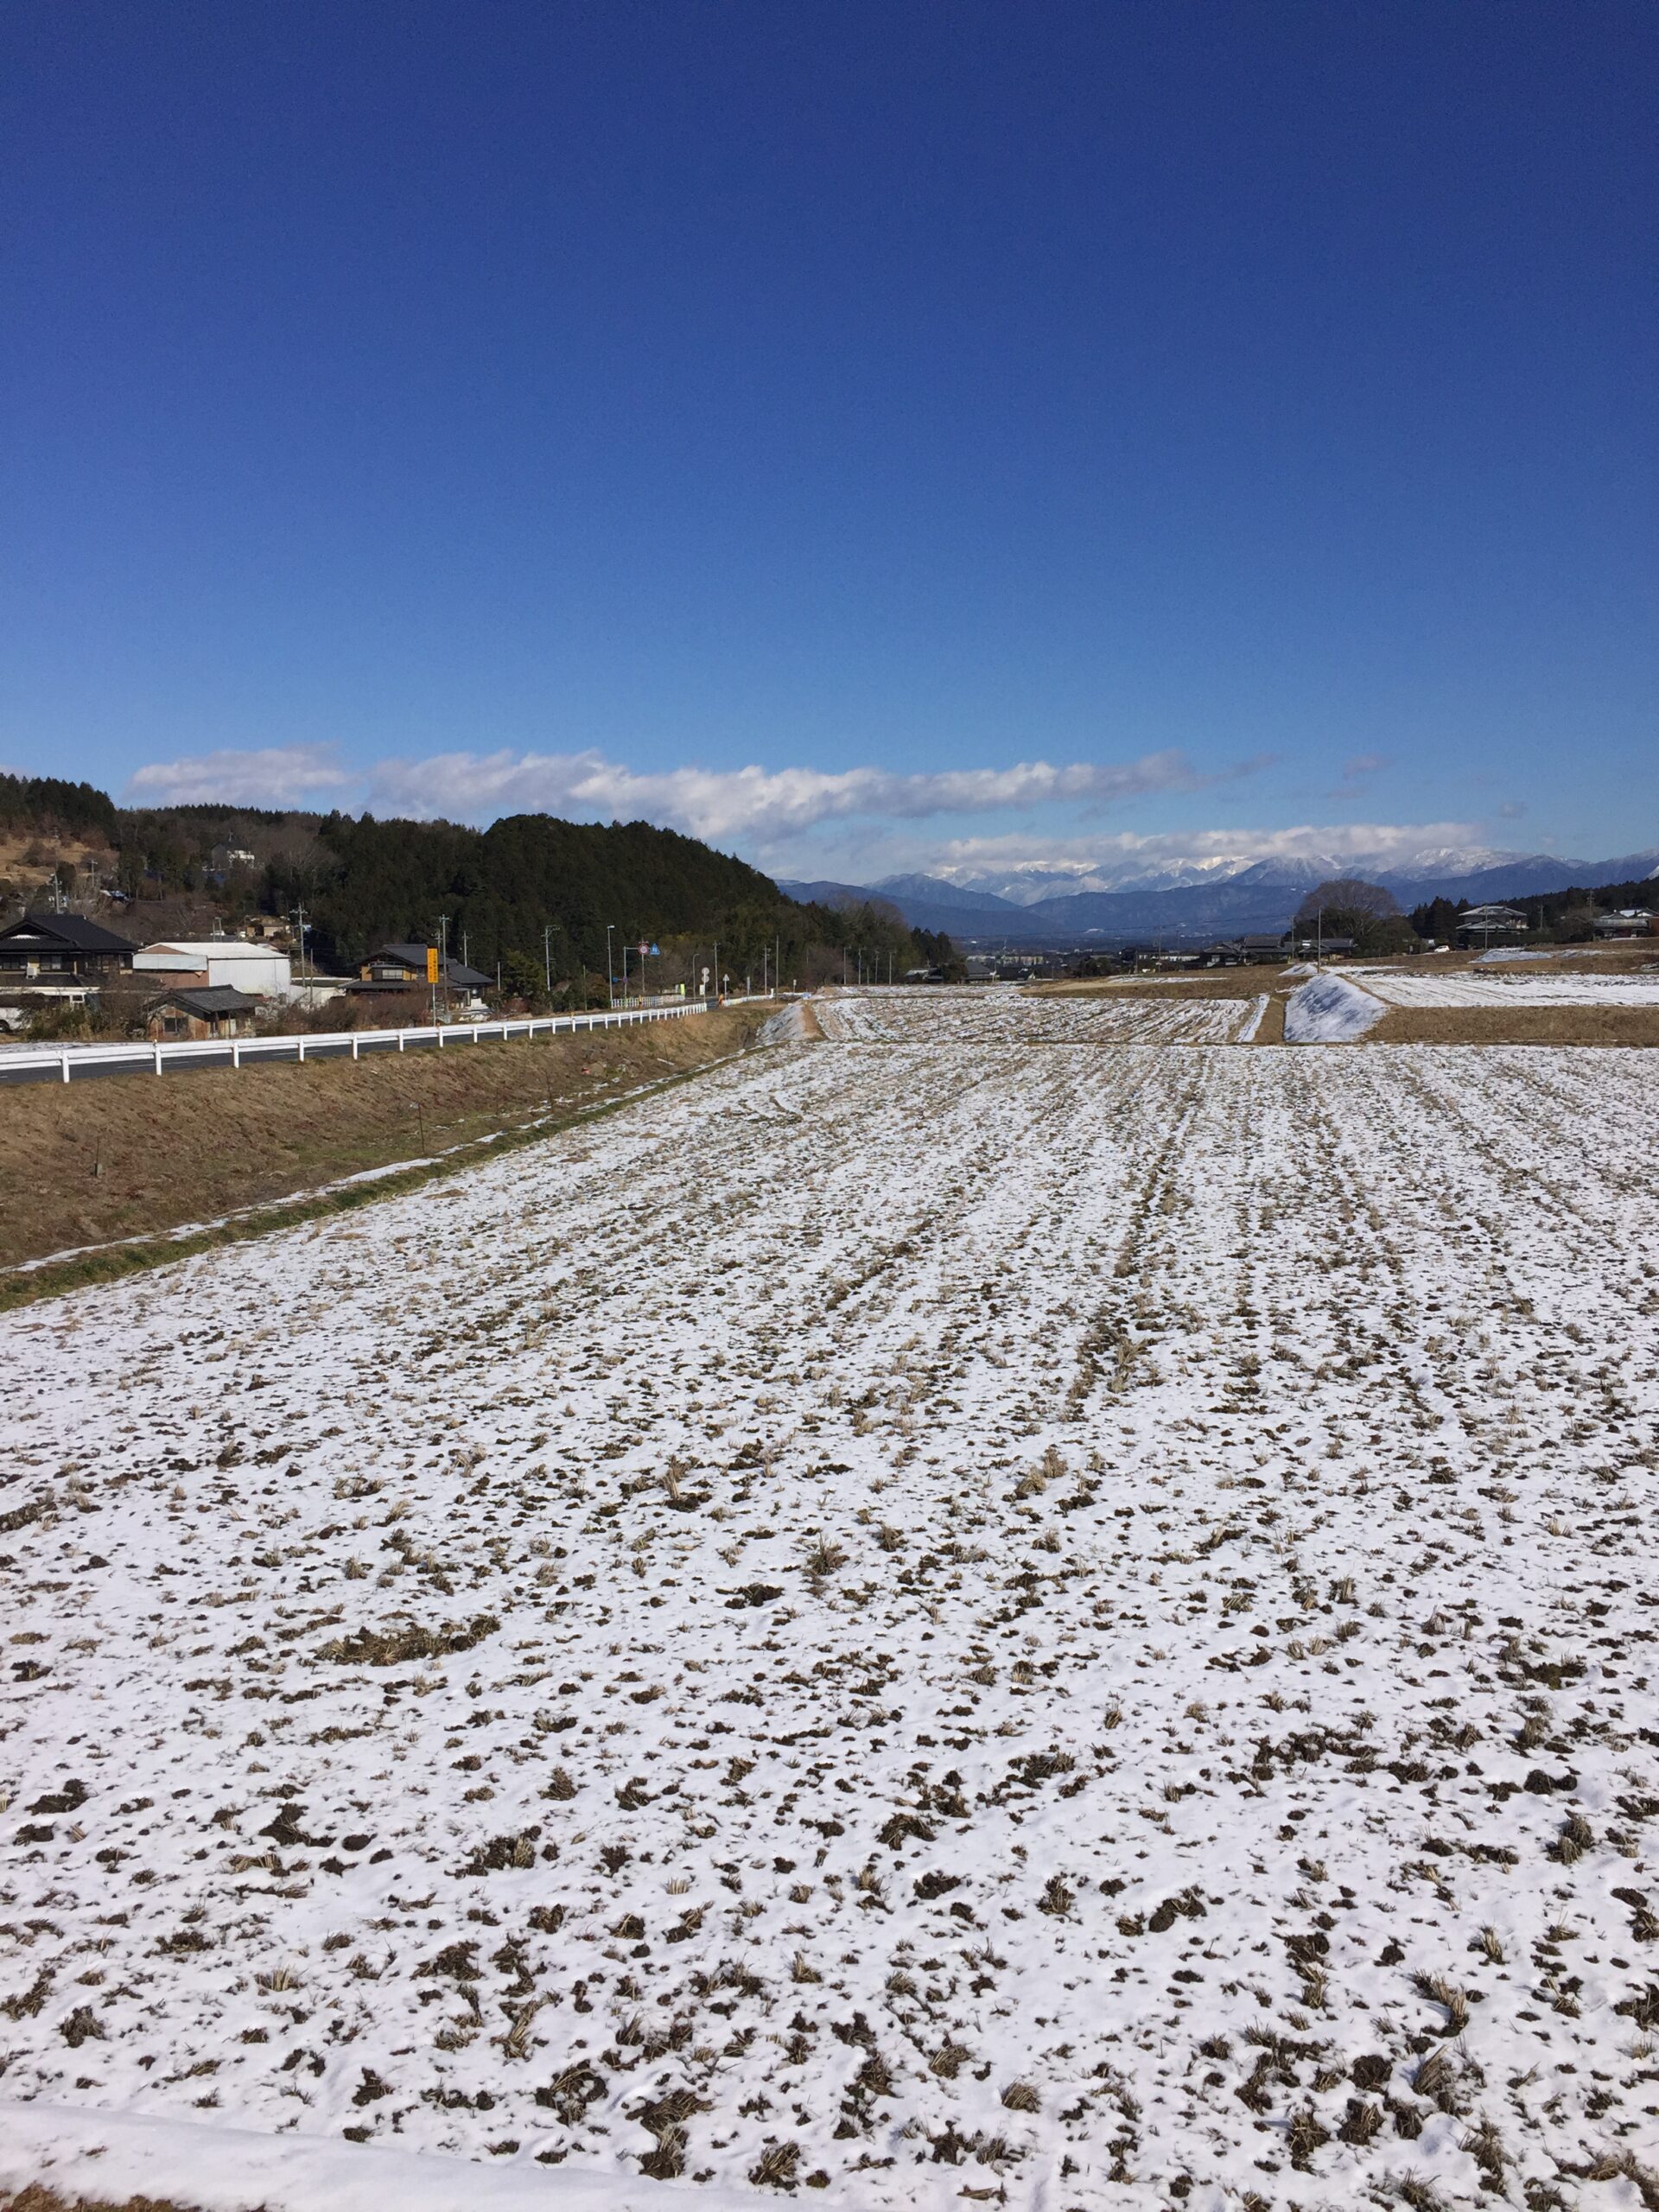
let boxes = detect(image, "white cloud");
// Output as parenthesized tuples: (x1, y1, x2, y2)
(119, 742, 1507, 896)
(944, 821, 1480, 868)
(124, 744, 354, 808)
(364, 745, 1249, 842)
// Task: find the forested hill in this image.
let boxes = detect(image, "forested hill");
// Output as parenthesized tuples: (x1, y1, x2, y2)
(269, 810, 799, 978)
(0, 776, 955, 990)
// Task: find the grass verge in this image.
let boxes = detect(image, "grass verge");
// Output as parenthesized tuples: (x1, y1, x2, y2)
(1370, 1004, 1659, 1046)
(0, 1007, 768, 1309)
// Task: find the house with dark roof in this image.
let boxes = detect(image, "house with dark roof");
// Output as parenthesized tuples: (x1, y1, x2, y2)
(0, 912, 138, 980)
(359, 943, 492, 992)
(143, 985, 261, 1041)
(1455, 904, 1529, 944)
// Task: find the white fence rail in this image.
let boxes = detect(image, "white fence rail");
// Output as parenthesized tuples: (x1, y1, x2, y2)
(0, 1001, 726, 1088)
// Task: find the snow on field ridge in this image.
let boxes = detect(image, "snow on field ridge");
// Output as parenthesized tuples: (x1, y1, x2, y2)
(1283, 970, 1387, 1043)
(2, 991, 1657, 2210)
(1354, 969, 1659, 1009)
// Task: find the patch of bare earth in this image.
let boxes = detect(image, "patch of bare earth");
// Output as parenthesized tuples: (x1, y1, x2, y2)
(1, 2190, 204, 2212)
(1370, 1004, 1659, 1046)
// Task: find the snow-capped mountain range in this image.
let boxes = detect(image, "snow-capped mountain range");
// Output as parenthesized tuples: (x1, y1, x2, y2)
(779, 844, 1659, 944)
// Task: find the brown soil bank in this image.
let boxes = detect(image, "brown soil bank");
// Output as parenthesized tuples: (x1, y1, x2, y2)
(1370, 1005, 1659, 1046)
(2, 2190, 198, 2212)
(0, 1006, 768, 1288)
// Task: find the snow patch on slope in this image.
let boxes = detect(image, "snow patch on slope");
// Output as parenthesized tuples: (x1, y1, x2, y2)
(1283, 971, 1387, 1043)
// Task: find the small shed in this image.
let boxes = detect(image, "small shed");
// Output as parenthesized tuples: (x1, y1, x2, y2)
(144, 986, 260, 1041)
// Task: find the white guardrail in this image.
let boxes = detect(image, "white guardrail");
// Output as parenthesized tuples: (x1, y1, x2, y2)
(0, 999, 767, 1086)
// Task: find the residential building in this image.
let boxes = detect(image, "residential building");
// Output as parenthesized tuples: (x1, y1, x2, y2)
(1592, 908, 1656, 938)
(1456, 905, 1529, 944)
(359, 943, 492, 993)
(144, 986, 261, 1041)
(0, 912, 138, 981)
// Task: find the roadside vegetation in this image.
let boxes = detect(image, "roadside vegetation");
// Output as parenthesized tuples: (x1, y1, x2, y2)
(0, 1004, 768, 1294)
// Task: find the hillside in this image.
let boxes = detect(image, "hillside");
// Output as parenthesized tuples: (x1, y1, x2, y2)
(0, 776, 956, 994)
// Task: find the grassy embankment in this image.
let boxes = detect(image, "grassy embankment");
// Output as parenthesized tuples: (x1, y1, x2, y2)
(1369, 1003, 1659, 1046)
(0, 1005, 768, 1307)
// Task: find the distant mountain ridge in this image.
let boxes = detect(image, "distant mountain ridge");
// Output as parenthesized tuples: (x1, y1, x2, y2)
(777, 875, 1018, 936)
(795, 846, 1659, 944)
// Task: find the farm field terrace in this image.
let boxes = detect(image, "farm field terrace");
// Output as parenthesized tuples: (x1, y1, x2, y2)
(2, 991, 1657, 2212)
(1351, 971, 1659, 1009)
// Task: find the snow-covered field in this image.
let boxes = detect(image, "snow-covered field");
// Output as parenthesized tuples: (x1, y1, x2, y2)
(1352, 970, 1659, 1009)
(816, 990, 1254, 1042)
(3, 993, 1658, 2211)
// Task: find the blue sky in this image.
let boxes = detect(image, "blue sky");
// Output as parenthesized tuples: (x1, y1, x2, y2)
(3, 2, 1653, 882)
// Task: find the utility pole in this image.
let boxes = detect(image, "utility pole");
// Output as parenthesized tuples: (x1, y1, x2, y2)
(438, 915, 450, 1020)
(289, 903, 310, 980)
(543, 923, 552, 996)
(606, 924, 616, 1008)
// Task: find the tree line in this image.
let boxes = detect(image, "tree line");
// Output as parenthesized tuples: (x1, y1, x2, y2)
(1408, 877, 1656, 944)
(2, 782, 958, 998)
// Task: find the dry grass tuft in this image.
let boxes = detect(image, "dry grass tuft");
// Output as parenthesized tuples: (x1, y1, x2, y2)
(315, 1612, 499, 1666)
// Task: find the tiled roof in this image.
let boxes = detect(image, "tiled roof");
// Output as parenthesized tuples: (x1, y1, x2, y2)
(0, 912, 138, 953)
